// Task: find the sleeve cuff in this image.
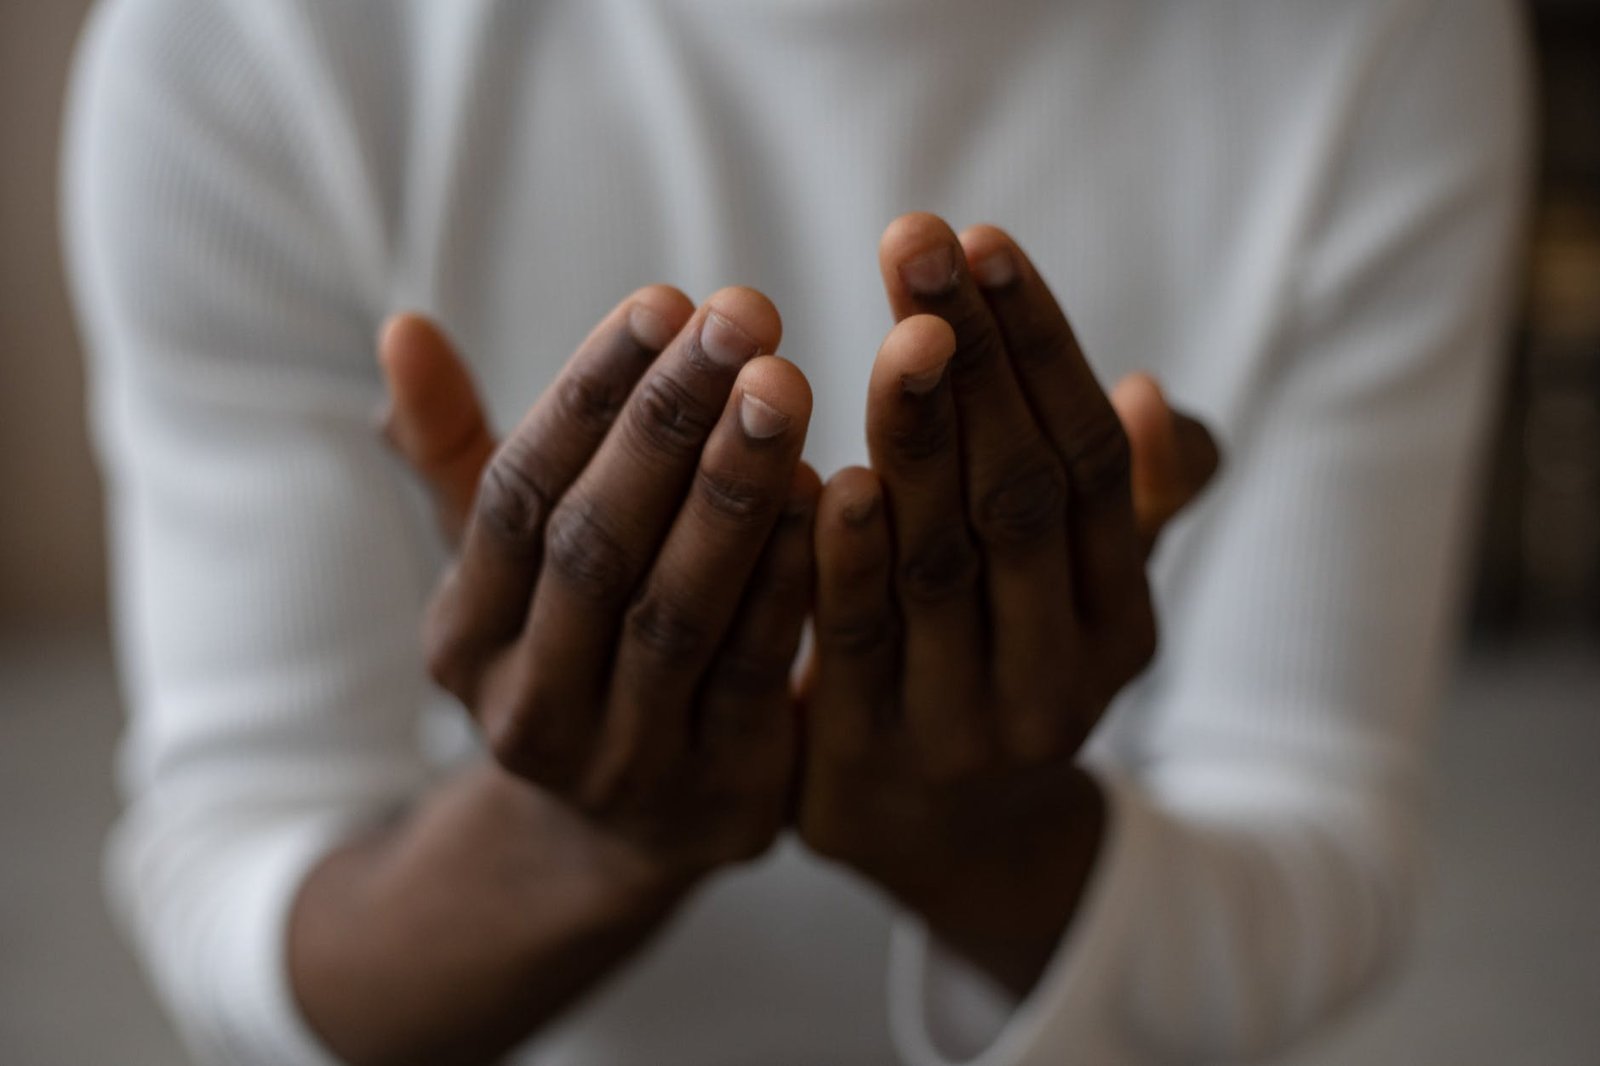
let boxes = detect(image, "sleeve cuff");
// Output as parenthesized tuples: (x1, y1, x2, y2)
(212, 814, 360, 1066)
(888, 769, 1162, 1066)
(110, 808, 365, 1066)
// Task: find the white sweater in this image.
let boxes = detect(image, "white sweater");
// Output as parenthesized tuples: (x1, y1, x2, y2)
(64, 1, 1529, 1063)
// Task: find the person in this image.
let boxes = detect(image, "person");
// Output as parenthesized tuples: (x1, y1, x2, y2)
(63, 1, 1529, 1064)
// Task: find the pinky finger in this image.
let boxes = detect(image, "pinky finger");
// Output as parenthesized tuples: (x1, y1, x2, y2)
(806, 466, 899, 758)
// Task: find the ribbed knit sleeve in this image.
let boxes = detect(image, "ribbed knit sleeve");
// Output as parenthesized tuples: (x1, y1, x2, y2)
(888, 1, 1531, 1062)
(64, 2, 431, 1062)
(64, 0, 1534, 1062)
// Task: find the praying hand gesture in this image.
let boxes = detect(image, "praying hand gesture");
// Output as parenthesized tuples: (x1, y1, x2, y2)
(375, 214, 1219, 1006)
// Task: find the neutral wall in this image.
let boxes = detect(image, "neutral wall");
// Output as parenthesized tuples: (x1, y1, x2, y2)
(0, 0, 103, 628)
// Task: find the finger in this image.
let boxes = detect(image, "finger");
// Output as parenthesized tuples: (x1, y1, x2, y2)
(377, 314, 497, 545)
(1110, 374, 1222, 555)
(807, 465, 898, 759)
(957, 225, 1146, 628)
(880, 217, 1082, 755)
(879, 216, 1073, 565)
(423, 287, 694, 705)
(698, 461, 821, 772)
(864, 315, 994, 772)
(584, 355, 810, 800)
(515, 288, 781, 750)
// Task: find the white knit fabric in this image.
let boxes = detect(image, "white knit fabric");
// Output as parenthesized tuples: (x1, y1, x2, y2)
(64, 1, 1529, 1063)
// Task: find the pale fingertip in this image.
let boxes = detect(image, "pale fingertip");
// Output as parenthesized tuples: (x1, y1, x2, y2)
(820, 466, 884, 529)
(738, 355, 813, 415)
(739, 391, 791, 440)
(899, 365, 946, 396)
(899, 244, 959, 297)
(1111, 372, 1172, 435)
(376, 312, 422, 371)
(956, 223, 1023, 288)
(882, 213, 964, 296)
(841, 491, 882, 529)
(1121, 371, 1167, 406)
(878, 315, 957, 395)
(971, 248, 1018, 289)
(701, 287, 784, 367)
(628, 302, 678, 351)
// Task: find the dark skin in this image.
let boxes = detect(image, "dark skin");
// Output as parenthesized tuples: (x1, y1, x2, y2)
(802, 215, 1195, 995)
(291, 216, 1218, 1063)
(294, 284, 823, 1065)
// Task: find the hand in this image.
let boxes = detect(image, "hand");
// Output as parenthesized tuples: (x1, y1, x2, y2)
(381, 307, 1213, 577)
(798, 214, 1219, 996)
(383, 286, 819, 890)
(378, 239, 1219, 989)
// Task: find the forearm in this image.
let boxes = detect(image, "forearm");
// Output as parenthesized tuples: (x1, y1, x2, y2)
(289, 763, 690, 1066)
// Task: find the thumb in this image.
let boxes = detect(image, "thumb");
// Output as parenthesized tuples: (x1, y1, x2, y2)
(1110, 372, 1221, 557)
(377, 314, 498, 545)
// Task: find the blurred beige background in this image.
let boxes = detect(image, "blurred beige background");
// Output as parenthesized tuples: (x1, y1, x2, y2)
(1, 4, 1595, 1066)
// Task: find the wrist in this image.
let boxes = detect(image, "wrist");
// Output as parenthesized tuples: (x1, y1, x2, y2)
(461, 764, 698, 928)
(899, 767, 1107, 999)
(292, 763, 698, 1065)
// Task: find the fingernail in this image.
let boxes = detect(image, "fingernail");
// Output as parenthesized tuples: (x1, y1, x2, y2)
(739, 391, 790, 439)
(842, 493, 881, 528)
(899, 245, 958, 296)
(901, 362, 948, 395)
(628, 303, 677, 350)
(972, 249, 1017, 289)
(701, 311, 758, 368)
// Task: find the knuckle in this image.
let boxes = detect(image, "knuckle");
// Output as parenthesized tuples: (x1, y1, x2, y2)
(544, 497, 635, 604)
(630, 372, 715, 460)
(818, 610, 897, 657)
(555, 369, 629, 436)
(973, 457, 1067, 548)
(696, 467, 777, 528)
(626, 589, 712, 664)
(1064, 411, 1133, 499)
(476, 447, 554, 556)
(898, 530, 980, 606)
(887, 406, 957, 464)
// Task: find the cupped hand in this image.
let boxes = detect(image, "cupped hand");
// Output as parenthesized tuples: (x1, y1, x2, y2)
(381, 287, 818, 888)
(378, 234, 1219, 986)
(798, 214, 1219, 995)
